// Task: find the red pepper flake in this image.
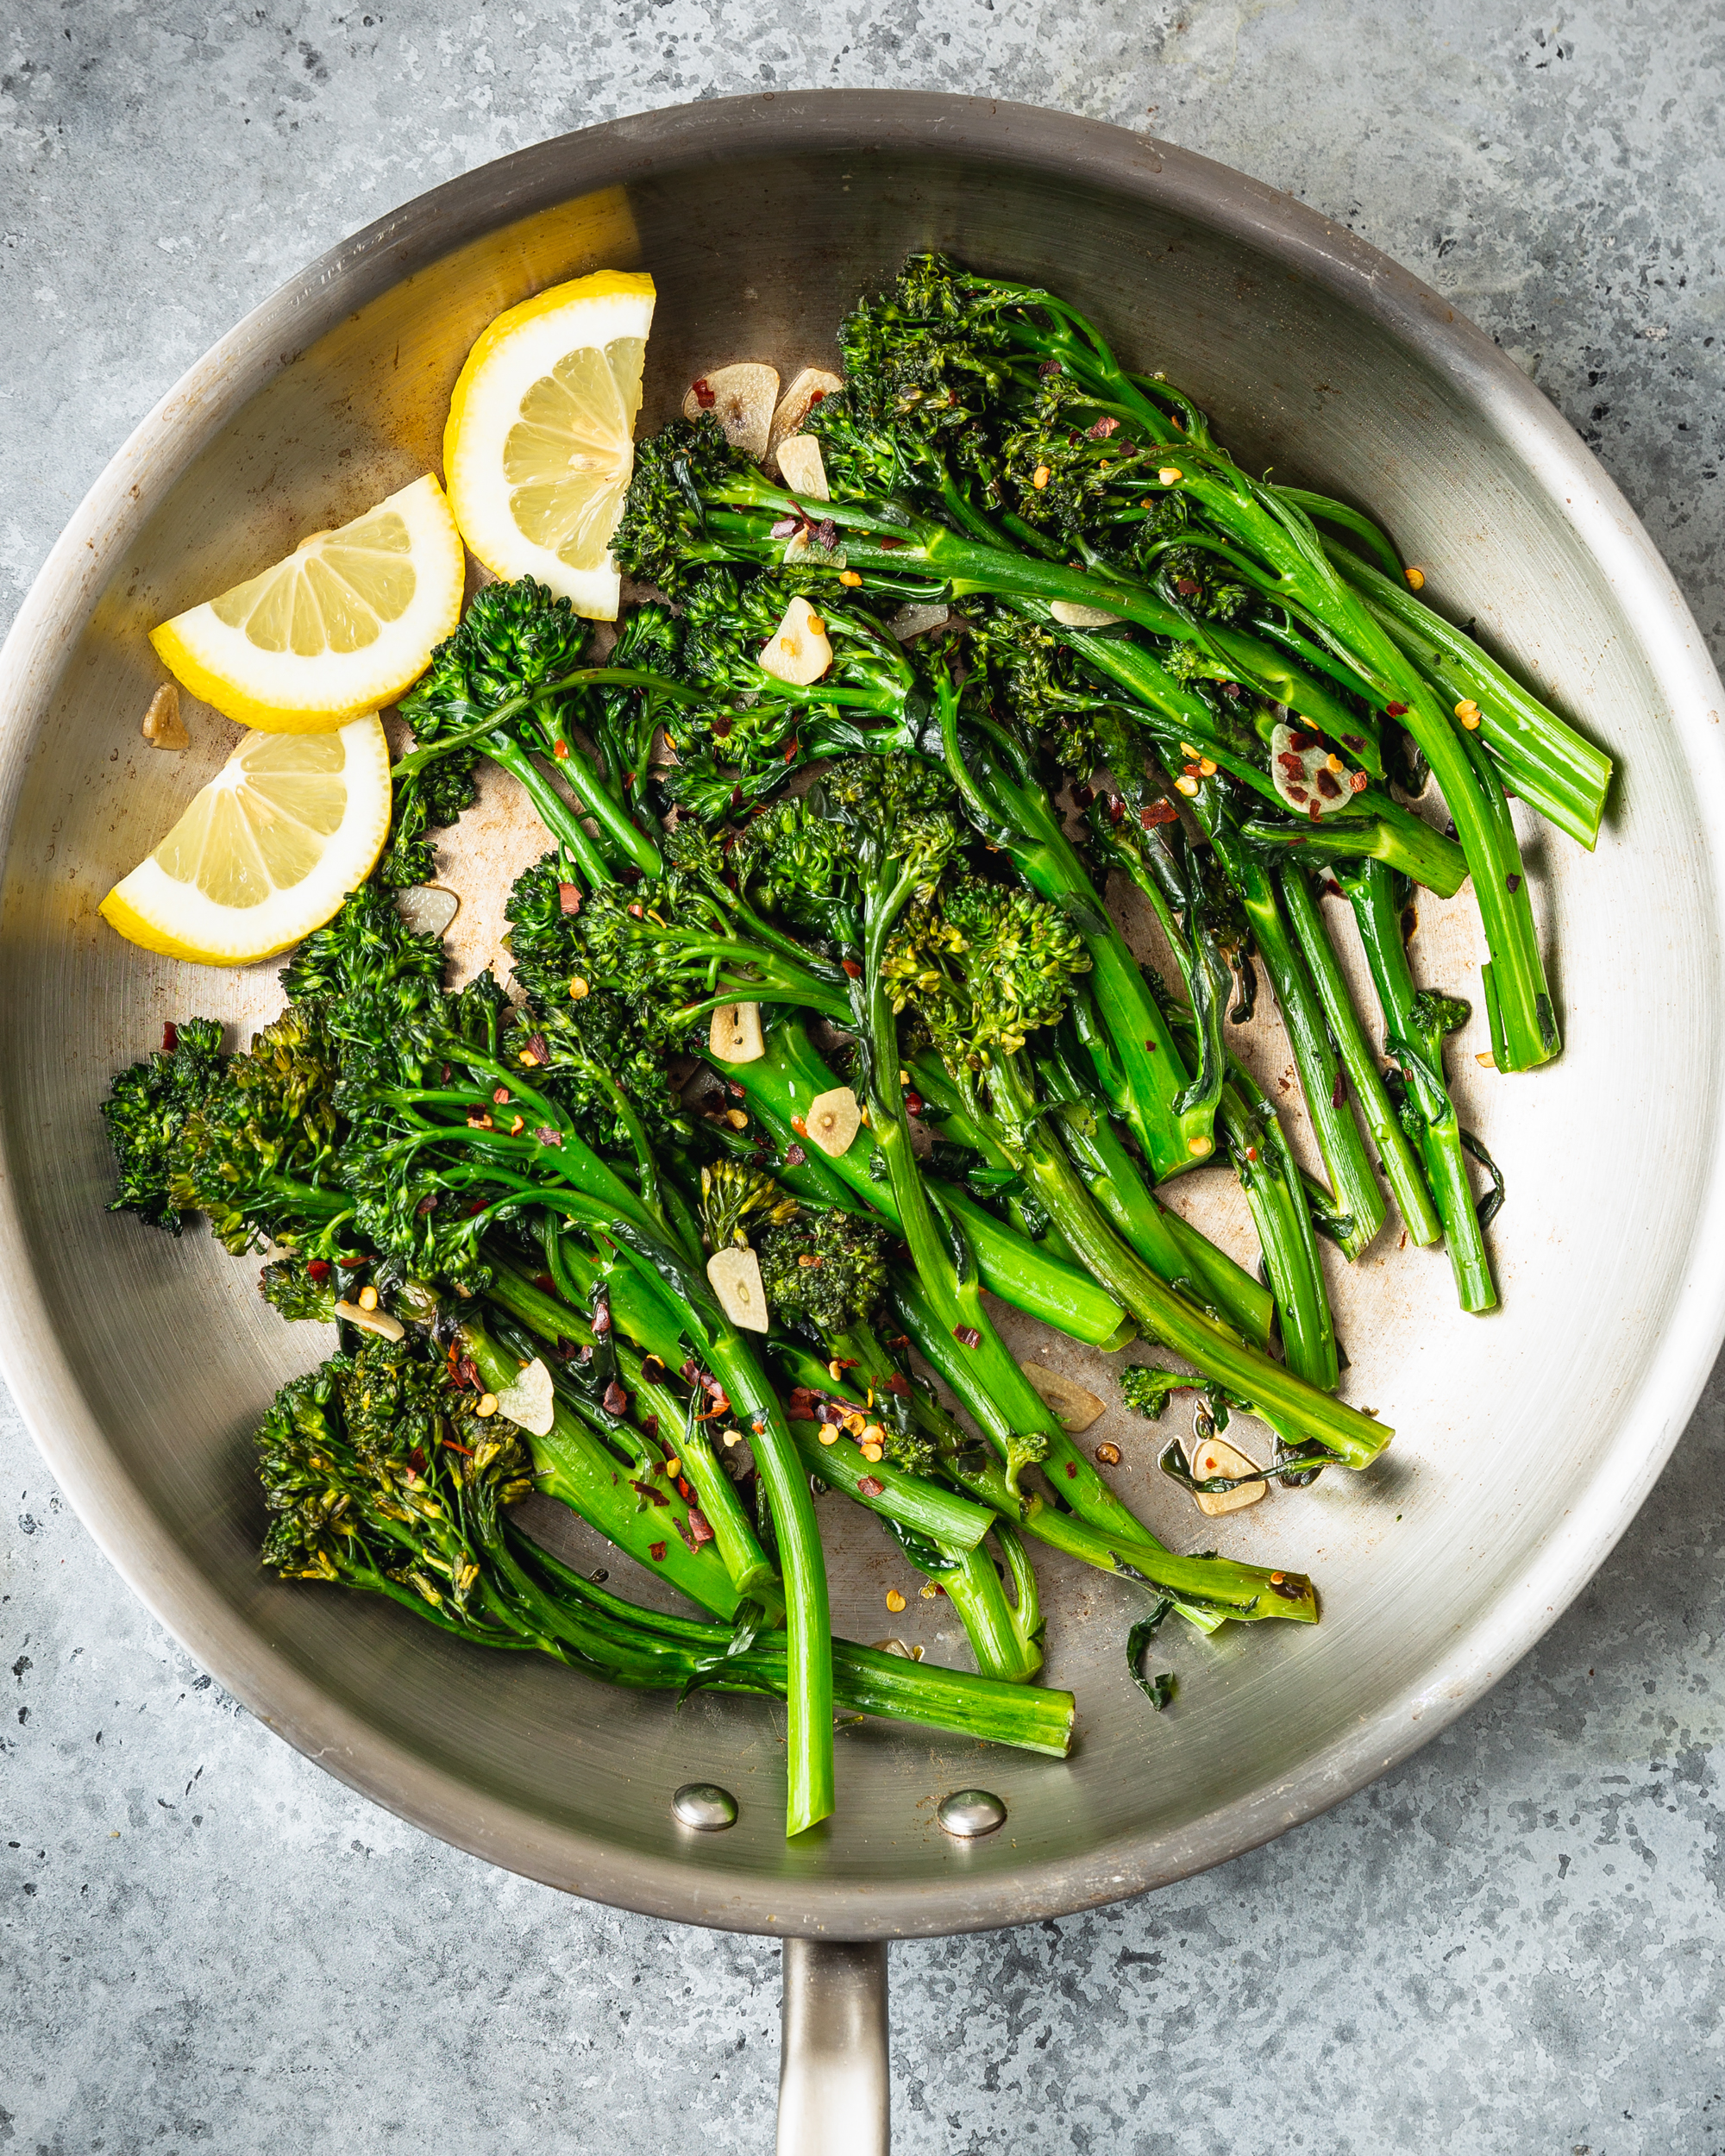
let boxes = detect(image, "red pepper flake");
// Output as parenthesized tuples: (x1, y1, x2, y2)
(1314, 768, 1342, 800)
(1288, 730, 1316, 751)
(769, 517, 799, 539)
(1507, 873, 1521, 893)
(1331, 1067, 1348, 1108)
(1350, 769, 1369, 793)
(954, 1326, 983, 1349)
(877, 535, 902, 550)
(465, 1199, 489, 1218)
(1141, 799, 1179, 825)
(641, 1356, 666, 1383)
(883, 1373, 912, 1398)
(415, 1194, 440, 1216)
(161, 1021, 179, 1053)
(712, 712, 734, 740)
(626, 901, 645, 921)
(1071, 781, 1095, 808)
(783, 737, 801, 764)
(603, 1380, 629, 1416)
(1087, 414, 1121, 439)
(533, 1271, 555, 1292)
(408, 1446, 426, 1475)
(306, 1259, 332, 1282)
(1038, 359, 1063, 378)
(784, 1143, 806, 1166)
(1341, 733, 1367, 752)
(681, 1357, 700, 1382)
(691, 376, 717, 410)
(630, 1477, 669, 1507)
(675, 1476, 693, 1503)
(679, 1509, 715, 1552)
(649, 1541, 668, 1562)
(1308, 799, 1324, 824)
(1384, 703, 1408, 718)
(1174, 578, 1200, 598)
(1107, 795, 1125, 824)
(552, 740, 570, 761)
(535, 1125, 563, 1147)
(492, 1087, 511, 1106)
(1276, 751, 1306, 775)
(557, 882, 581, 915)
(731, 788, 745, 812)
(856, 1476, 885, 1498)
(1065, 1462, 1078, 1478)
(1143, 1038, 1158, 1053)
(592, 1298, 612, 1338)
(905, 1091, 924, 1117)
(442, 1438, 473, 1457)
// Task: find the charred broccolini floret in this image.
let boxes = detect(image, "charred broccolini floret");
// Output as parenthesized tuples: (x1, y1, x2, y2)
(101, 1016, 227, 1233)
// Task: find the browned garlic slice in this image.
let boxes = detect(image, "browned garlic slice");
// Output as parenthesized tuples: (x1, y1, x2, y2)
(1186, 1432, 1265, 1515)
(1023, 1364, 1108, 1432)
(709, 1000, 765, 1063)
(494, 1357, 555, 1436)
(141, 682, 189, 750)
(767, 367, 844, 469)
(707, 1245, 769, 1332)
(683, 363, 780, 461)
(757, 594, 833, 686)
(804, 1085, 862, 1157)
(775, 435, 829, 502)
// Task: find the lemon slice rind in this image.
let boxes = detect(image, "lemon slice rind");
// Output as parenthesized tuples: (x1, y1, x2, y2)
(99, 714, 392, 964)
(149, 476, 465, 735)
(442, 269, 656, 621)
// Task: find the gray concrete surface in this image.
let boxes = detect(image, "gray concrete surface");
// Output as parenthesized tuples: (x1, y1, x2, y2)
(3, 3, 1723, 2149)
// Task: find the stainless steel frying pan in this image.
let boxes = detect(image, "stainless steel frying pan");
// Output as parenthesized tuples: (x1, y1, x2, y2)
(4, 93, 1722, 2153)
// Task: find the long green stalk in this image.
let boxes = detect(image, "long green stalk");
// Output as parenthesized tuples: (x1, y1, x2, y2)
(1277, 862, 1440, 1246)
(1339, 859, 1497, 1312)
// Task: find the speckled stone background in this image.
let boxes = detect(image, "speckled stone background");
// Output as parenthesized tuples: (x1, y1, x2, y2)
(3, 4, 1722, 2151)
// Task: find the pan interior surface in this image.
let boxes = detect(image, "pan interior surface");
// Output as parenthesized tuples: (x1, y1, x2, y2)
(2, 101, 1718, 1938)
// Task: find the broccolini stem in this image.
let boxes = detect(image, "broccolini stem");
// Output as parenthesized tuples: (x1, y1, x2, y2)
(457, 1318, 744, 1620)
(1339, 860, 1497, 1313)
(1278, 864, 1440, 1247)
(712, 1016, 1134, 1351)
(950, 724, 1214, 1178)
(938, 1536, 1044, 1683)
(985, 1052, 1389, 1464)
(1324, 545, 1611, 848)
(511, 1535, 1078, 1755)
(787, 1417, 993, 1551)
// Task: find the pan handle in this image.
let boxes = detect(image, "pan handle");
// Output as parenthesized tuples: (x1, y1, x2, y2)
(777, 1938, 890, 2155)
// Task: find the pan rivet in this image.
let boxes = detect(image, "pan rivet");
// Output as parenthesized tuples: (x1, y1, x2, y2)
(937, 1789, 1007, 1839)
(672, 1782, 739, 1831)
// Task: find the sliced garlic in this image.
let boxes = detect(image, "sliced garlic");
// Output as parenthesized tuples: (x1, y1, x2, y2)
(1270, 720, 1362, 819)
(334, 1300, 405, 1342)
(1023, 1364, 1108, 1432)
(396, 884, 461, 937)
(494, 1357, 555, 1437)
(757, 594, 833, 687)
(141, 683, 189, 750)
(684, 363, 780, 461)
(709, 1000, 765, 1064)
(804, 1086, 862, 1157)
(767, 367, 844, 469)
(707, 1245, 770, 1332)
(1049, 599, 1126, 630)
(1186, 1432, 1266, 1516)
(888, 602, 950, 642)
(775, 434, 830, 502)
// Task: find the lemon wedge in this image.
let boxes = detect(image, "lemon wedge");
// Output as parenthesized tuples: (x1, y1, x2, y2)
(99, 716, 392, 963)
(442, 268, 656, 620)
(149, 476, 464, 734)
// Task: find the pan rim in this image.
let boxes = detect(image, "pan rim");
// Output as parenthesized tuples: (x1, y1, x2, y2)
(3, 88, 1722, 1940)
